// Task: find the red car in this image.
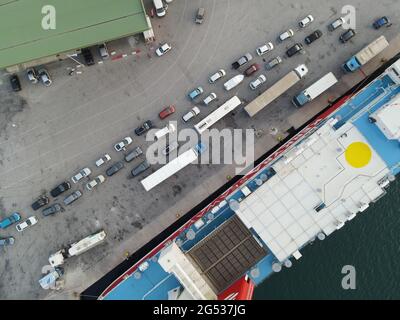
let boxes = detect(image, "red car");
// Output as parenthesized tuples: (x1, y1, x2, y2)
(159, 105, 176, 119)
(244, 63, 260, 76)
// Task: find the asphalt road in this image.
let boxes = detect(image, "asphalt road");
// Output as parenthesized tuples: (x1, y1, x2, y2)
(0, 0, 399, 299)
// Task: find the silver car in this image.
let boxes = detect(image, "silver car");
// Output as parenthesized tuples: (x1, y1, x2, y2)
(38, 68, 52, 86)
(63, 190, 82, 205)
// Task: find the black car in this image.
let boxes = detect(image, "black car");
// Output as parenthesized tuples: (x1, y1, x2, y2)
(42, 204, 62, 216)
(81, 48, 95, 66)
(31, 196, 49, 211)
(0, 237, 15, 246)
(340, 29, 356, 43)
(135, 120, 153, 136)
(131, 160, 151, 177)
(50, 182, 71, 197)
(10, 74, 21, 92)
(286, 43, 304, 57)
(305, 30, 323, 45)
(106, 162, 124, 176)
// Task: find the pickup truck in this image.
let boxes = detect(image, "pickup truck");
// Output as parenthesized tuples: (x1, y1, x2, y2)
(232, 53, 253, 69)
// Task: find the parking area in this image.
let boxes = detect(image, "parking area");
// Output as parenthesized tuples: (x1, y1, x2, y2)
(0, 0, 399, 299)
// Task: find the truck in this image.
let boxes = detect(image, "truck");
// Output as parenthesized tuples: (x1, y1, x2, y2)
(292, 72, 338, 107)
(244, 65, 308, 117)
(39, 267, 64, 290)
(141, 143, 207, 191)
(343, 36, 389, 72)
(49, 230, 107, 267)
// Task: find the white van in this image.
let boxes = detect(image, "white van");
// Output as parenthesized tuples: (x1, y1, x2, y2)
(155, 123, 176, 140)
(224, 74, 245, 91)
(153, 0, 167, 17)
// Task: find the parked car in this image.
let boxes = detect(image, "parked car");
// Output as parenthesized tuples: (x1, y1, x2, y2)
(286, 43, 304, 57)
(71, 168, 91, 183)
(98, 43, 109, 59)
(131, 160, 151, 177)
(328, 17, 345, 31)
(50, 181, 71, 197)
(155, 123, 176, 140)
(162, 141, 180, 156)
(63, 191, 82, 206)
(0, 237, 15, 246)
(156, 43, 172, 57)
(195, 7, 205, 24)
(86, 175, 105, 191)
(31, 196, 49, 211)
(0, 212, 21, 229)
(299, 15, 314, 28)
(114, 137, 133, 151)
(106, 162, 124, 177)
(203, 93, 217, 105)
(81, 48, 95, 66)
(305, 30, 323, 45)
(340, 29, 356, 43)
(188, 87, 204, 100)
(124, 147, 143, 162)
(266, 56, 283, 70)
(232, 53, 253, 69)
(153, 0, 167, 17)
(209, 69, 226, 83)
(244, 63, 260, 76)
(256, 42, 274, 56)
(27, 68, 38, 84)
(182, 106, 200, 122)
(250, 74, 267, 90)
(10, 74, 21, 92)
(42, 204, 62, 217)
(95, 154, 111, 167)
(373, 16, 391, 29)
(16, 216, 38, 232)
(279, 29, 294, 41)
(135, 120, 153, 136)
(224, 74, 245, 91)
(38, 69, 52, 86)
(159, 105, 176, 119)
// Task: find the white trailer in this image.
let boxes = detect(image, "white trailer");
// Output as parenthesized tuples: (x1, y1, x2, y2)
(49, 230, 107, 267)
(194, 96, 242, 134)
(244, 65, 308, 117)
(141, 143, 207, 191)
(292, 72, 338, 107)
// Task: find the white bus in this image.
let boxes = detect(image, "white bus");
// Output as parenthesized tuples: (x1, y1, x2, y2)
(194, 96, 242, 134)
(141, 143, 206, 192)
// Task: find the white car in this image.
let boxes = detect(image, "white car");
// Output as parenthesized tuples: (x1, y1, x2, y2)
(71, 168, 91, 183)
(182, 107, 200, 122)
(38, 69, 52, 86)
(16, 216, 38, 232)
(154, 123, 176, 140)
(165, 0, 173, 3)
(299, 15, 314, 28)
(224, 74, 245, 91)
(279, 29, 294, 41)
(86, 175, 105, 191)
(250, 74, 267, 90)
(256, 42, 274, 56)
(114, 137, 133, 152)
(203, 93, 217, 105)
(95, 154, 111, 167)
(209, 69, 226, 83)
(156, 43, 172, 57)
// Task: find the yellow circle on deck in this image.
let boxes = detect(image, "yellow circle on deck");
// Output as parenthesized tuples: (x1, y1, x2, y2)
(345, 142, 372, 168)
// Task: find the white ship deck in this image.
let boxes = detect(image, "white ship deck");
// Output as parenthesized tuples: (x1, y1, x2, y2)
(236, 119, 390, 262)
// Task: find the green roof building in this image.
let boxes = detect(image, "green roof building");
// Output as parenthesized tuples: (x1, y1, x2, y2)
(0, 0, 149, 71)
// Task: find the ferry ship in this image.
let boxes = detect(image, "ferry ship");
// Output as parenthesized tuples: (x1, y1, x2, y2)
(84, 57, 400, 300)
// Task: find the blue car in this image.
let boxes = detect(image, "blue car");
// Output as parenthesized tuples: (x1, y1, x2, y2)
(0, 212, 21, 229)
(373, 17, 391, 29)
(188, 87, 204, 100)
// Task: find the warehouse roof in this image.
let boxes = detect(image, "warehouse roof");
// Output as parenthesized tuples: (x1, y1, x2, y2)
(0, 0, 148, 69)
